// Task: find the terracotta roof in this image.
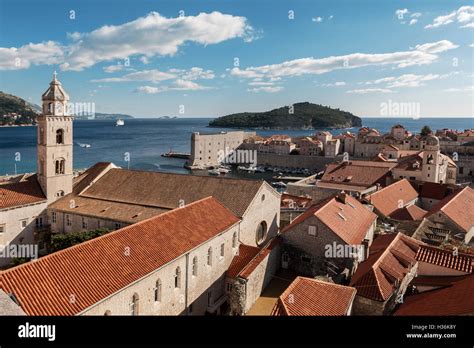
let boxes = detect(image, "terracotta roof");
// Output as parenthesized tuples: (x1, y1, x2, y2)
(281, 194, 312, 209)
(227, 238, 280, 280)
(367, 179, 419, 217)
(350, 233, 422, 301)
(62, 167, 271, 218)
(320, 161, 395, 188)
(427, 186, 474, 234)
(394, 152, 423, 171)
(415, 245, 473, 273)
(227, 244, 261, 278)
(419, 182, 453, 200)
(394, 275, 474, 315)
(0, 174, 46, 210)
(282, 193, 377, 245)
(390, 205, 427, 221)
(72, 162, 113, 194)
(0, 197, 240, 316)
(410, 274, 469, 287)
(271, 277, 356, 316)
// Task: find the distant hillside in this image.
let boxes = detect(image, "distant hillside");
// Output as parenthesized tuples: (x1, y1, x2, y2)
(209, 102, 362, 129)
(0, 91, 39, 125)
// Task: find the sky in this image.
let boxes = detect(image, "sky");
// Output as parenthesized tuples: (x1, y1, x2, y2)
(0, 0, 473, 118)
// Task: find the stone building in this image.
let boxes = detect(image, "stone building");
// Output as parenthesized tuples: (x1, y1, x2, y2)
(280, 192, 377, 279)
(188, 130, 256, 168)
(226, 238, 281, 315)
(1, 197, 242, 316)
(49, 166, 281, 248)
(350, 233, 420, 315)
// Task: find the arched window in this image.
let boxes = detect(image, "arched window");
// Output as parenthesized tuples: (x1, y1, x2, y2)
(174, 267, 181, 288)
(55, 159, 65, 174)
(154, 279, 161, 302)
(56, 190, 64, 197)
(192, 256, 198, 277)
(232, 232, 238, 249)
(104, 310, 111, 316)
(207, 247, 213, 266)
(131, 293, 139, 316)
(56, 129, 64, 144)
(256, 221, 268, 245)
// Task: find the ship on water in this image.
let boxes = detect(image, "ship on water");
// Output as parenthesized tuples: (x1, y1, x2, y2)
(116, 119, 125, 126)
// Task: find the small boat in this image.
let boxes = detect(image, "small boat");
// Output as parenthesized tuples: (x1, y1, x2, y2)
(218, 167, 231, 174)
(272, 181, 287, 188)
(208, 169, 220, 175)
(76, 142, 91, 148)
(116, 119, 125, 126)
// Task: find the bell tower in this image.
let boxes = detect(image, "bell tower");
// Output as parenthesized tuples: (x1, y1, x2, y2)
(37, 71, 74, 203)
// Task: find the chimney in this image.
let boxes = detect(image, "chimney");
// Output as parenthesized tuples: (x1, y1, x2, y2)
(337, 191, 347, 204)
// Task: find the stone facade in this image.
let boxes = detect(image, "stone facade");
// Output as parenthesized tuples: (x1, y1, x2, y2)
(82, 223, 240, 315)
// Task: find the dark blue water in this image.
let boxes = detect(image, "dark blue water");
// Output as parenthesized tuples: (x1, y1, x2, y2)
(0, 117, 472, 176)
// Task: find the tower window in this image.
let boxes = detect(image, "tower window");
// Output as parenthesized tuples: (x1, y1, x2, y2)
(55, 159, 65, 174)
(192, 256, 198, 277)
(154, 279, 162, 302)
(56, 129, 64, 144)
(256, 221, 268, 245)
(130, 293, 139, 316)
(207, 247, 213, 266)
(174, 267, 181, 288)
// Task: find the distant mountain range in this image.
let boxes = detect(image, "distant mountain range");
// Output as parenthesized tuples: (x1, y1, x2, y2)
(0, 91, 134, 125)
(209, 102, 362, 129)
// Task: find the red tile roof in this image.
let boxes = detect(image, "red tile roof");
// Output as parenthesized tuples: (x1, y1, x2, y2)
(415, 245, 473, 273)
(282, 193, 377, 245)
(427, 186, 474, 234)
(419, 182, 453, 200)
(281, 194, 312, 209)
(227, 238, 280, 280)
(271, 277, 356, 316)
(350, 233, 421, 301)
(366, 179, 419, 217)
(0, 174, 46, 209)
(0, 197, 239, 316)
(320, 161, 395, 188)
(394, 275, 474, 315)
(390, 204, 427, 221)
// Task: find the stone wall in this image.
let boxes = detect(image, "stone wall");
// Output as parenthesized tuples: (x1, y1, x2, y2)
(256, 153, 335, 170)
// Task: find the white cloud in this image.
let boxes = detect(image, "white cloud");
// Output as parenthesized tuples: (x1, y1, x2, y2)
(247, 86, 283, 93)
(229, 40, 458, 80)
(175, 67, 215, 80)
(321, 81, 346, 87)
(328, 15, 334, 20)
(470, 43, 474, 48)
(411, 12, 422, 18)
(461, 22, 474, 28)
(409, 19, 418, 26)
(346, 88, 393, 94)
(92, 69, 176, 83)
(425, 6, 474, 29)
(248, 81, 277, 86)
(312, 17, 323, 23)
(0, 11, 255, 71)
(135, 79, 211, 94)
(364, 72, 456, 88)
(139, 56, 150, 64)
(395, 9, 409, 18)
(103, 64, 125, 73)
(0, 41, 64, 70)
(444, 86, 474, 92)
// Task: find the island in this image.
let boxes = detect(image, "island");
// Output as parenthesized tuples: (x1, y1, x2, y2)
(209, 102, 362, 129)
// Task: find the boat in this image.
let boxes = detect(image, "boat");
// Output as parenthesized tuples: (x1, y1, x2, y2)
(208, 169, 220, 175)
(116, 119, 125, 126)
(76, 142, 91, 148)
(218, 167, 231, 174)
(272, 181, 287, 188)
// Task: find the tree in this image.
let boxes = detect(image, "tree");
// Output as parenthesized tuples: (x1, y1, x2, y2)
(51, 228, 111, 252)
(420, 125, 432, 136)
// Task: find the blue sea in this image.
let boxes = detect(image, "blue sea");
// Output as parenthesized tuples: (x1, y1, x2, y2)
(0, 117, 472, 176)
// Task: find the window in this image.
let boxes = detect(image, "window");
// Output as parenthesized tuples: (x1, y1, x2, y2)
(56, 190, 64, 197)
(261, 194, 265, 202)
(52, 212, 57, 224)
(192, 256, 198, 277)
(82, 217, 87, 229)
(174, 267, 181, 288)
(66, 215, 72, 227)
(131, 293, 139, 316)
(189, 304, 193, 314)
(35, 217, 43, 228)
(308, 225, 317, 236)
(256, 221, 268, 245)
(55, 159, 65, 175)
(220, 243, 225, 258)
(20, 219, 28, 228)
(207, 291, 213, 306)
(227, 283, 233, 292)
(56, 129, 64, 144)
(154, 279, 162, 302)
(0, 224, 5, 234)
(232, 232, 238, 249)
(207, 247, 213, 266)
(115, 223, 121, 230)
(104, 310, 111, 316)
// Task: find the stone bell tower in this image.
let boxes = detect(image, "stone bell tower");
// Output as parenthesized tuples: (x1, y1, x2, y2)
(37, 71, 74, 203)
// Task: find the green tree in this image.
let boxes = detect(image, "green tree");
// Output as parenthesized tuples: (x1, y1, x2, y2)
(420, 125, 432, 136)
(51, 228, 111, 252)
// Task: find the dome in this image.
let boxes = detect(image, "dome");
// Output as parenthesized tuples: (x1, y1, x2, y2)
(41, 71, 69, 102)
(425, 135, 440, 146)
